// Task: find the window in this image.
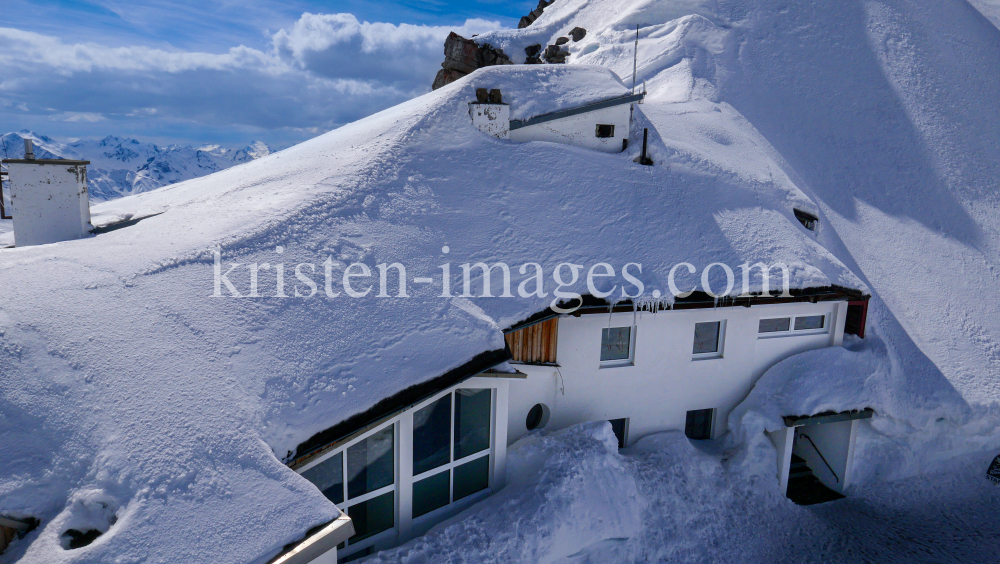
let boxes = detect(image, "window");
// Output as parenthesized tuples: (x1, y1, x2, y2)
(595, 124, 615, 138)
(412, 388, 493, 521)
(301, 424, 396, 552)
(758, 317, 791, 334)
(685, 408, 715, 440)
(757, 314, 828, 337)
(692, 321, 723, 357)
(609, 418, 629, 449)
(600, 326, 633, 365)
(301, 451, 344, 504)
(795, 315, 825, 331)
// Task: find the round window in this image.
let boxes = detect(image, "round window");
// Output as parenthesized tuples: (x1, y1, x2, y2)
(525, 403, 550, 431)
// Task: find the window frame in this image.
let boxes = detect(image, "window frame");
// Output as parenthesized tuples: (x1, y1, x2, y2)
(410, 388, 495, 524)
(757, 314, 828, 339)
(599, 325, 637, 368)
(295, 380, 502, 561)
(692, 320, 725, 360)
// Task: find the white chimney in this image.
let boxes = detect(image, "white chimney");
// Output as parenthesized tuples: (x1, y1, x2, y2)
(1, 150, 93, 247)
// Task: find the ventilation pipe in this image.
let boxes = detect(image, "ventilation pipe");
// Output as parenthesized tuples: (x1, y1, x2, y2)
(24, 139, 35, 160)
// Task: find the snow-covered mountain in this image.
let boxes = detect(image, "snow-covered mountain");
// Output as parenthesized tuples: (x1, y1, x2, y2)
(0, 131, 271, 201)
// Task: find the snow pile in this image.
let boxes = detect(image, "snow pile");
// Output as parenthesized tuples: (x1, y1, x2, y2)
(366, 422, 1000, 563)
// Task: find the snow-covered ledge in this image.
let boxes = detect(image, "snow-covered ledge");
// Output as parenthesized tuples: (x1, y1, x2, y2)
(269, 512, 354, 564)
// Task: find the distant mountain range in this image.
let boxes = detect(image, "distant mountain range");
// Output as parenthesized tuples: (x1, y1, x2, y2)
(1, 131, 271, 201)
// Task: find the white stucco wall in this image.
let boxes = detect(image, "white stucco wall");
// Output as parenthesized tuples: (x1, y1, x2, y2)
(7, 162, 92, 247)
(469, 103, 510, 139)
(509, 103, 632, 153)
(507, 301, 848, 446)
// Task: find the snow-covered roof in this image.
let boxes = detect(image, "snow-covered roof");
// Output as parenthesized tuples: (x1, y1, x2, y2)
(0, 60, 866, 561)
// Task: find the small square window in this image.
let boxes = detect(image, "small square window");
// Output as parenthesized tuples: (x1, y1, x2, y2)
(600, 326, 632, 363)
(595, 124, 615, 138)
(794, 315, 825, 331)
(758, 317, 791, 333)
(693, 322, 722, 356)
(685, 408, 715, 440)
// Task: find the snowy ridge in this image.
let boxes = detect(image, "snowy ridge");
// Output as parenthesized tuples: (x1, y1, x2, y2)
(1, 0, 999, 562)
(0, 131, 271, 201)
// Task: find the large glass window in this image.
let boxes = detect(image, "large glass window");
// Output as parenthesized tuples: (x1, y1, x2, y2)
(693, 321, 722, 356)
(413, 395, 451, 475)
(347, 426, 394, 499)
(413, 471, 450, 518)
(346, 491, 394, 542)
(301, 452, 344, 504)
(453, 456, 490, 501)
(411, 388, 493, 520)
(454, 389, 491, 459)
(600, 327, 632, 363)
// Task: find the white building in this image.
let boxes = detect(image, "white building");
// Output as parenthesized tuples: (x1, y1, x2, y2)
(2, 142, 93, 247)
(287, 290, 870, 562)
(471, 90, 643, 153)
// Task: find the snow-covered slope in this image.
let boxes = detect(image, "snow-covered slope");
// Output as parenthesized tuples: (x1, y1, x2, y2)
(0, 131, 271, 201)
(1, 0, 999, 562)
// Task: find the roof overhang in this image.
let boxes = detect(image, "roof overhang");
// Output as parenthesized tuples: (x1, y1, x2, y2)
(510, 92, 645, 131)
(783, 408, 875, 428)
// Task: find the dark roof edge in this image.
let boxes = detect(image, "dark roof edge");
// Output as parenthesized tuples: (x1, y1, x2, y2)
(288, 347, 511, 469)
(510, 92, 645, 131)
(783, 408, 875, 427)
(2, 159, 91, 165)
(504, 286, 869, 333)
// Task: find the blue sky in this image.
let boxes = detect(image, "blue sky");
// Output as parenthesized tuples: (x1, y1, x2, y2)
(0, 1, 533, 148)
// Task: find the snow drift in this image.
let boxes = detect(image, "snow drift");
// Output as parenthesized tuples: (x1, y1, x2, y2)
(2, 0, 999, 562)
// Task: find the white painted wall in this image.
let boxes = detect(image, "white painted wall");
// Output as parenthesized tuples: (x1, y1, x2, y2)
(469, 103, 510, 139)
(768, 427, 795, 494)
(7, 162, 92, 247)
(507, 301, 848, 446)
(509, 104, 631, 153)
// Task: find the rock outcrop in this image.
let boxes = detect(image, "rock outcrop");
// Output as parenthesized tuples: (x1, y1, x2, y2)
(518, 0, 556, 29)
(432, 32, 512, 90)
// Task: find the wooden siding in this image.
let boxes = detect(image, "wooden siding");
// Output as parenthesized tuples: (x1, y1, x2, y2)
(506, 318, 558, 364)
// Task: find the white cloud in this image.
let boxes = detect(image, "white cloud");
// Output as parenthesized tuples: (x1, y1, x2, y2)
(0, 13, 505, 144)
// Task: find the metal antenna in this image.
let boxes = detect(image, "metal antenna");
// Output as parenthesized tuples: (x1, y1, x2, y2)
(632, 24, 639, 93)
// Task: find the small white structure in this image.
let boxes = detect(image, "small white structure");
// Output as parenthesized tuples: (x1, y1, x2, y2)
(2, 140, 93, 247)
(470, 91, 643, 153)
(509, 93, 642, 153)
(469, 103, 510, 139)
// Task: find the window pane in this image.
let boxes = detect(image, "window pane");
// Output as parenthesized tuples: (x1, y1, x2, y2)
(454, 389, 491, 460)
(795, 315, 825, 330)
(413, 395, 451, 475)
(453, 456, 490, 501)
(758, 318, 791, 333)
(301, 452, 344, 505)
(600, 327, 631, 361)
(346, 491, 394, 543)
(693, 322, 721, 354)
(347, 426, 394, 500)
(685, 409, 714, 440)
(412, 471, 450, 519)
